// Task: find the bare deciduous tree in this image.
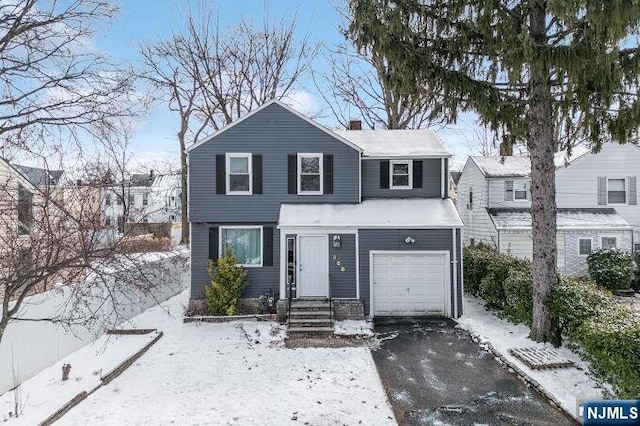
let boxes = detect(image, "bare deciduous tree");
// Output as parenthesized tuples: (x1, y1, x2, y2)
(140, 4, 319, 244)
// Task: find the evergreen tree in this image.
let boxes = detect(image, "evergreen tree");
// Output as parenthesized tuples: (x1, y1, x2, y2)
(349, 0, 640, 344)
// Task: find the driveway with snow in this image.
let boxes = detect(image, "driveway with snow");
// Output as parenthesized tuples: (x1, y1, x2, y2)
(371, 319, 575, 426)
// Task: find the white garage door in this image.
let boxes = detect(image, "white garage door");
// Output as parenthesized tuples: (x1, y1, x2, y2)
(372, 251, 450, 317)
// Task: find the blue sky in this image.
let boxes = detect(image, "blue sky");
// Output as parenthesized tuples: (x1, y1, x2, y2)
(94, 0, 478, 170)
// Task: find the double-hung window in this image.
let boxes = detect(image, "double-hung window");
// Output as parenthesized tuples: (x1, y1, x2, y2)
(390, 160, 412, 189)
(226, 153, 252, 195)
(220, 226, 263, 267)
(17, 186, 33, 235)
(514, 181, 528, 200)
(601, 237, 617, 250)
(298, 153, 323, 194)
(607, 178, 626, 204)
(578, 238, 592, 256)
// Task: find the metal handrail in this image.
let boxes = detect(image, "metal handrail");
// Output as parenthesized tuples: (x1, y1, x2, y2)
(328, 273, 333, 325)
(287, 278, 293, 327)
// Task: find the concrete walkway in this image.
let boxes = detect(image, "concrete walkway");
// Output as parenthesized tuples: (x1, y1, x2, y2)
(372, 319, 576, 426)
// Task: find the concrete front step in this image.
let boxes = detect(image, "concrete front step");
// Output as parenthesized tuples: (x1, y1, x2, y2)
(289, 311, 332, 320)
(289, 318, 333, 328)
(289, 303, 330, 311)
(287, 326, 334, 338)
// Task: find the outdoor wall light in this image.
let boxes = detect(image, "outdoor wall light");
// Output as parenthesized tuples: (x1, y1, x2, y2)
(333, 235, 341, 248)
(404, 236, 416, 244)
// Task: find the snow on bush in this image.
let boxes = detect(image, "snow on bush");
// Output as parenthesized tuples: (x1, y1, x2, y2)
(586, 248, 633, 291)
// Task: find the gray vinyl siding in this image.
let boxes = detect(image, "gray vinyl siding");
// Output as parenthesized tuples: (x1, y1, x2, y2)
(361, 158, 442, 199)
(358, 228, 462, 317)
(329, 234, 357, 298)
(189, 102, 360, 223)
(190, 222, 280, 300)
(456, 159, 498, 245)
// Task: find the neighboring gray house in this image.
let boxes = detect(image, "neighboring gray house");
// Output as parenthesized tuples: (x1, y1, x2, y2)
(188, 100, 464, 318)
(456, 143, 639, 275)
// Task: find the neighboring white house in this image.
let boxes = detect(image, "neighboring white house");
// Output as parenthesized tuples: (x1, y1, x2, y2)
(456, 143, 639, 275)
(102, 172, 181, 231)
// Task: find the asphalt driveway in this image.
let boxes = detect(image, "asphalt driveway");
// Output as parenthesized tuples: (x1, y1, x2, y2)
(372, 319, 576, 426)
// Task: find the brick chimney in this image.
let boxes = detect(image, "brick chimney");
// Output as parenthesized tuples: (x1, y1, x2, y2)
(348, 120, 362, 130)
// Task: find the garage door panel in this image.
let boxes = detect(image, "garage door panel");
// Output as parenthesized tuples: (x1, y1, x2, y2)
(372, 252, 448, 317)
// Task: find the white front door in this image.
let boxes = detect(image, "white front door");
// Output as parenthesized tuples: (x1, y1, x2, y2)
(297, 235, 328, 297)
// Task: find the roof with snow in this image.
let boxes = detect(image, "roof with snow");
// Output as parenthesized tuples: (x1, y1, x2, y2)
(12, 163, 64, 187)
(278, 198, 463, 229)
(488, 208, 632, 230)
(151, 173, 180, 188)
(333, 129, 451, 158)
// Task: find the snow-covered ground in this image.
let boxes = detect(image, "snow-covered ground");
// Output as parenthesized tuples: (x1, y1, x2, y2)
(457, 295, 607, 420)
(334, 320, 374, 337)
(4, 290, 395, 425)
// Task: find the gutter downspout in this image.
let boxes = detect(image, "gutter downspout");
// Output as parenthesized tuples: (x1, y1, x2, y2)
(452, 228, 458, 318)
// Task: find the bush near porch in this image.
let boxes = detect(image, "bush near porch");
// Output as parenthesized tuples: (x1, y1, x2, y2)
(586, 249, 633, 291)
(463, 245, 640, 398)
(205, 247, 247, 316)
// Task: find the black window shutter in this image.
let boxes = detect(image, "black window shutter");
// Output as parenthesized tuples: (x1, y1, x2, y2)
(413, 160, 423, 188)
(324, 154, 333, 194)
(208, 227, 219, 261)
(215, 155, 225, 194)
(263, 227, 273, 266)
(252, 155, 262, 194)
(288, 154, 297, 194)
(380, 160, 390, 189)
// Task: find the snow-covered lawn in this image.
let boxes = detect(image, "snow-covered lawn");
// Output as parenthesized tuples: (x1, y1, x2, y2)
(457, 295, 608, 420)
(6, 290, 395, 425)
(334, 320, 374, 337)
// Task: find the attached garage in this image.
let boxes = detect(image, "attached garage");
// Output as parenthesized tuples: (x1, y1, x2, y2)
(371, 251, 451, 317)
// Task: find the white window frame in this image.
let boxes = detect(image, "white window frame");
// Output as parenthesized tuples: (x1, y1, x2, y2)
(226, 153, 253, 195)
(297, 153, 323, 195)
(578, 237, 593, 256)
(390, 160, 413, 189)
(606, 177, 627, 205)
(219, 225, 263, 267)
(601, 236, 617, 250)
(513, 181, 528, 201)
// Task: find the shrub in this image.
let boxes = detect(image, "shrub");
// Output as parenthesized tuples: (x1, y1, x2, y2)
(547, 277, 640, 398)
(205, 247, 247, 316)
(463, 243, 498, 296)
(479, 253, 530, 311)
(502, 268, 533, 325)
(587, 248, 633, 291)
(632, 251, 640, 292)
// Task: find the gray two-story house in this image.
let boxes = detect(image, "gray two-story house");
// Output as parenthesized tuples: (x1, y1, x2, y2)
(187, 100, 463, 318)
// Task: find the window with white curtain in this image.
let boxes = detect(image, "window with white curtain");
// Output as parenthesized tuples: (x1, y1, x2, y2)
(220, 226, 263, 266)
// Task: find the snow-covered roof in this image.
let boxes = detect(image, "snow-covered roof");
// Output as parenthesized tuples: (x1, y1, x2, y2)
(278, 198, 463, 228)
(333, 129, 451, 158)
(471, 156, 531, 177)
(553, 144, 591, 168)
(151, 173, 180, 189)
(488, 208, 632, 230)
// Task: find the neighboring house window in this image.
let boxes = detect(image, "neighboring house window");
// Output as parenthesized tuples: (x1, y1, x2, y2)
(514, 181, 528, 200)
(390, 160, 412, 189)
(128, 194, 135, 206)
(226, 153, 252, 194)
(297, 153, 323, 194)
(142, 193, 149, 206)
(578, 238, 592, 255)
(468, 189, 473, 209)
(607, 178, 626, 204)
(105, 194, 111, 206)
(169, 215, 175, 221)
(220, 226, 263, 267)
(143, 218, 149, 223)
(17, 186, 33, 235)
(116, 196, 123, 206)
(601, 237, 617, 249)
(105, 217, 111, 227)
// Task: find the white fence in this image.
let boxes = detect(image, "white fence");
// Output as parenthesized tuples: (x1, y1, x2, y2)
(0, 251, 189, 394)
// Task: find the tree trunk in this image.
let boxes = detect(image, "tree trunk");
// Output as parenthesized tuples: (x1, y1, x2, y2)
(528, 2, 560, 345)
(180, 141, 189, 246)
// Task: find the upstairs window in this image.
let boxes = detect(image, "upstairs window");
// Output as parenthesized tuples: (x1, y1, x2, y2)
(142, 193, 149, 206)
(18, 186, 33, 235)
(514, 181, 528, 200)
(468, 189, 473, 209)
(226, 153, 252, 194)
(390, 160, 412, 189)
(607, 178, 626, 204)
(298, 153, 323, 194)
(104, 194, 111, 206)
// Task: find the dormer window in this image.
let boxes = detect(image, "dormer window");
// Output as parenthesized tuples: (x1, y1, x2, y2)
(390, 160, 412, 189)
(226, 153, 252, 195)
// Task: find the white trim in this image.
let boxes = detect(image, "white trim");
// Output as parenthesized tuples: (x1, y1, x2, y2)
(225, 153, 252, 195)
(606, 177, 629, 205)
(361, 155, 451, 160)
(279, 230, 287, 298)
(452, 229, 458, 318)
(601, 236, 618, 249)
(297, 153, 323, 195)
(441, 158, 445, 198)
(358, 153, 362, 203)
(219, 225, 264, 267)
(389, 160, 412, 190)
(278, 226, 357, 234)
(577, 237, 593, 256)
(496, 226, 633, 231)
(459, 231, 465, 315)
(186, 99, 363, 153)
(369, 250, 451, 318)
(355, 229, 360, 300)
(297, 234, 329, 298)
